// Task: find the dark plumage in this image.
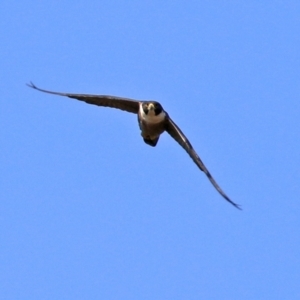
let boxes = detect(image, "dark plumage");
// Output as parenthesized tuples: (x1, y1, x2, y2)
(27, 82, 241, 210)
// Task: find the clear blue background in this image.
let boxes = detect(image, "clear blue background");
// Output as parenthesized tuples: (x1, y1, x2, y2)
(1, 1, 300, 299)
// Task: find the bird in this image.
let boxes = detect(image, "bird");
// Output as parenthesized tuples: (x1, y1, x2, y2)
(27, 82, 241, 210)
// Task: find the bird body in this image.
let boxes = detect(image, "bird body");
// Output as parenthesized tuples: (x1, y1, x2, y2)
(27, 82, 241, 209)
(138, 102, 167, 146)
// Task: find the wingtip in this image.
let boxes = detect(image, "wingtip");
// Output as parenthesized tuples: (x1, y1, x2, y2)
(234, 204, 242, 211)
(227, 198, 242, 210)
(26, 81, 37, 89)
(218, 189, 242, 211)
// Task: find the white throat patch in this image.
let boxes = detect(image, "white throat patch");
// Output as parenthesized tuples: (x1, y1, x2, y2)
(139, 105, 166, 124)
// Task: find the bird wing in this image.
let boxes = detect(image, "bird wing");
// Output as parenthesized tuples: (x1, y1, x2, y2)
(27, 82, 140, 114)
(165, 116, 241, 210)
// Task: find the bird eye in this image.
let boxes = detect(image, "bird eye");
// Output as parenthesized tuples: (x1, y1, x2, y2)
(142, 104, 149, 114)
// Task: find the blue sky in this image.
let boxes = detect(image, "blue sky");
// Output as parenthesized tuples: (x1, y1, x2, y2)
(1, 1, 300, 299)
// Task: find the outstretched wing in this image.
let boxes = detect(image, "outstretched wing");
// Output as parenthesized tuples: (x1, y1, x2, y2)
(27, 82, 140, 114)
(165, 116, 241, 210)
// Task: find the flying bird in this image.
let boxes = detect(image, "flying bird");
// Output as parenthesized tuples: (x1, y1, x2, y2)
(27, 82, 241, 210)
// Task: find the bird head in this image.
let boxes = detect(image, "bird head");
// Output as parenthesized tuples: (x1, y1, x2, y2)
(142, 102, 163, 116)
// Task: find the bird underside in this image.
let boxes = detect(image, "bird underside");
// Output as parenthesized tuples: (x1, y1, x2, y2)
(138, 117, 165, 147)
(27, 81, 241, 210)
(143, 136, 160, 147)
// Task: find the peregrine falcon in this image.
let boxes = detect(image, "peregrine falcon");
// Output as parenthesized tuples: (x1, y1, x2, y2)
(27, 82, 241, 210)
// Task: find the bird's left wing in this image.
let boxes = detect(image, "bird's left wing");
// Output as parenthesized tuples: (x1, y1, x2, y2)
(165, 117, 241, 210)
(27, 82, 140, 114)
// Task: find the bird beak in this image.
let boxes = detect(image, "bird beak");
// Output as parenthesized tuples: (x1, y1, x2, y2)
(148, 103, 155, 110)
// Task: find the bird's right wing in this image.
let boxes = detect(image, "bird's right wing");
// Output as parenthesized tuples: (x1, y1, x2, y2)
(27, 82, 140, 114)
